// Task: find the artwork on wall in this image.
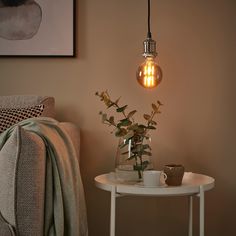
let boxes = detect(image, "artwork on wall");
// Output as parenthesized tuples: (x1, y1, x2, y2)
(0, 0, 75, 57)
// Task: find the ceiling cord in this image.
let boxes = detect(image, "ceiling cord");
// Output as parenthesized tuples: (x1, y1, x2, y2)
(147, 0, 152, 38)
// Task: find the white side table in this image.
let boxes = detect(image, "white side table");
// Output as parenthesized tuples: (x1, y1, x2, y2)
(95, 172, 215, 236)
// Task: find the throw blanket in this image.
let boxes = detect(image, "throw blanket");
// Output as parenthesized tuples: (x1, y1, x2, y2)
(0, 117, 88, 236)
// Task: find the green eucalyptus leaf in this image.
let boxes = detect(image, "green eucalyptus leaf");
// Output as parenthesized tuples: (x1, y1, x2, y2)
(133, 165, 143, 171)
(136, 125, 146, 134)
(102, 113, 107, 122)
(115, 97, 121, 105)
(142, 144, 151, 150)
(127, 123, 139, 130)
(116, 105, 128, 112)
(123, 130, 134, 140)
(143, 114, 151, 120)
(152, 103, 158, 112)
(138, 124, 146, 129)
(115, 129, 121, 137)
(109, 116, 115, 125)
(120, 118, 132, 126)
(149, 120, 157, 125)
(141, 161, 149, 170)
(107, 102, 115, 108)
(115, 128, 127, 137)
(131, 144, 143, 154)
(142, 160, 149, 165)
(121, 151, 129, 155)
(119, 141, 129, 148)
(121, 129, 128, 136)
(127, 155, 136, 160)
(143, 151, 152, 156)
(127, 110, 137, 118)
(147, 126, 156, 130)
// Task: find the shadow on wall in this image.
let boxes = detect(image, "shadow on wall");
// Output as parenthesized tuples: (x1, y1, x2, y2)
(56, 106, 82, 124)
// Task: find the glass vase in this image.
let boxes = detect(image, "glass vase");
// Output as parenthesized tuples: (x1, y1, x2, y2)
(115, 136, 153, 181)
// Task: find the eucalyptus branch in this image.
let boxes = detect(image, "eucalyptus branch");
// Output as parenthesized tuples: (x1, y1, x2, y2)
(103, 120, 117, 128)
(96, 90, 162, 175)
(114, 103, 127, 119)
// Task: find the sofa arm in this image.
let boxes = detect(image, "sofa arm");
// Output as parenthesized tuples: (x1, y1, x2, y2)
(0, 126, 46, 236)
(0, 211, 15, 236)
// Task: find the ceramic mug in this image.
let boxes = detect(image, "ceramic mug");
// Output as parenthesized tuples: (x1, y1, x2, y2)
(164, 164, 185, 186)
(143, 170, 167, 187)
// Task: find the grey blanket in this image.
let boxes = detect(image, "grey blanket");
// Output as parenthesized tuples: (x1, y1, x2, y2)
(0, 117, 88, 236)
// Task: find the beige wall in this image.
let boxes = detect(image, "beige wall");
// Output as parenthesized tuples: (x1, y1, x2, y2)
(0, 0, 236, 235)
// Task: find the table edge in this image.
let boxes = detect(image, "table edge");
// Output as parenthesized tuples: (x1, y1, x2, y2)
(95, 172, 215, 196)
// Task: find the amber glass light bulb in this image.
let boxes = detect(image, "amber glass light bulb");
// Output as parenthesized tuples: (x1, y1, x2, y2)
(136, 57, 162, 88)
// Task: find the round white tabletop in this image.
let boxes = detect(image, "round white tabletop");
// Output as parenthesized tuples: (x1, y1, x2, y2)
(95, 172, 215, 196)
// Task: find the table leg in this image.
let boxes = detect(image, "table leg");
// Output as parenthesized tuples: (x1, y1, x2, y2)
(188, 196, 193, 236)
(110, 186, 116, 236)
(199, 186, 204, 236)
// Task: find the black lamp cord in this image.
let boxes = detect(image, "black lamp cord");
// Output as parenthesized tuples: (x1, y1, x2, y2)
(147, 0, 152, 38)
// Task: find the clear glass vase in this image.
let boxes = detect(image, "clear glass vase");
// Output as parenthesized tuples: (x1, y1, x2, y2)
(115, 136, 153, 181)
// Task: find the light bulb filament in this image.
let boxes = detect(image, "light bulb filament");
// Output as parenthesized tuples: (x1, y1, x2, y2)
(151, 66, 154, 75)
(148, 65, 151, 75)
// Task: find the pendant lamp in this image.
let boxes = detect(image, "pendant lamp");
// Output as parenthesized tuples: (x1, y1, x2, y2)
(136, 0, 163, 88)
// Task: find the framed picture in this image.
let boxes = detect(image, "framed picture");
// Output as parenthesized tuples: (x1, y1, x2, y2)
(0, 0, 75, 57)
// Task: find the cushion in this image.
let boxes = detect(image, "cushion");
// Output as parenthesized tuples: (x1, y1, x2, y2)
(0, 95, 55, 133)
(0, 95, 55, 118)
(0, 105, 44, 133)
